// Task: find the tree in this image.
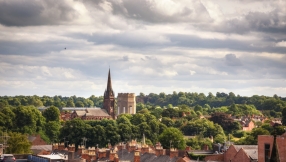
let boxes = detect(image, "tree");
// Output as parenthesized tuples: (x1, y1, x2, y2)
(42, 106, 60, 122)
(59, 118, 89, 146)
(158, 127, 186, 149)
(209, 112, 238, 132)
(87, 125, 106, 148)
(12, 106, 45, 134)
(131, 114, 146, 125)
(282, 108, 286, 125)
(6, 132, 32, 154)
(66, 99, 75, 107)
(161, 117, 174, 127)
(45, 121, 61, 143)
(0, 107, 15, 130)
(118, 123, 132, 142)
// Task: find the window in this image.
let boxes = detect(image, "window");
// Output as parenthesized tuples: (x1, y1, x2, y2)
(265, 144, 270, 162)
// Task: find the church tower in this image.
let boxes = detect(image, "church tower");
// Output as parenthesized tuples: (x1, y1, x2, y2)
(103, 68, 115, 119)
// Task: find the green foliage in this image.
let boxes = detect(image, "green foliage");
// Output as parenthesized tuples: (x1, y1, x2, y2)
(181, 119, 225, 138)
(12, 106, 45, 134)
(186, 137, 212, 150)
(158, 127, 186, 149)
(42, 106, 60, 122)
(45, 121, 61, 142)
(6, 132, 32, 154)
(232, 130, 247, 138)
(161, 117, 174, 127)
(209, 112, 241, 133)
(236, 127, 270, 145)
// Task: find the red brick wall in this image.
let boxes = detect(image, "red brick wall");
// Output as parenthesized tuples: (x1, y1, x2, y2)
(224, 145, 237, 162)
(31, 134, 47, 145)
(276, 136, 286, 162)
(232, 148, 250, 162)
(205, 154, 224, 161)
(258, 135, 274, 162)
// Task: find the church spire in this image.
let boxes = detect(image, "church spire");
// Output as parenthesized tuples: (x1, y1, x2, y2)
(103, 68, 115, 119)
(107, 68, 112, 92)
(104, 68, 114, 98)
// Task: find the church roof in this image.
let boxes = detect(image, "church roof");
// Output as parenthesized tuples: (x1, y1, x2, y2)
(87, 108, 110, 117)
(75, 111, 86, 117)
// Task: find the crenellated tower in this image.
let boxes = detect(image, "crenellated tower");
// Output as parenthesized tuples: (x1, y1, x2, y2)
(103, 68, 115, 119)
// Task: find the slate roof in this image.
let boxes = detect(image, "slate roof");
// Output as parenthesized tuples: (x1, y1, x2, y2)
(75, 111, 86, 117)
(87, 108, 110, 117)
(96, 149, 180, 162)
(31, 145, 53, 151)
(233, 145, 258, 160)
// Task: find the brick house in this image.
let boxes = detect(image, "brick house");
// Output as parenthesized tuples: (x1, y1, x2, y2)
(258, 133, 286, 162)
(28, 134, 47, 145)
(60, 111, 71, 121)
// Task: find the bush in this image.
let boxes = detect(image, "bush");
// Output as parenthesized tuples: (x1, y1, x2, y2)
(232, 130, 246, 138)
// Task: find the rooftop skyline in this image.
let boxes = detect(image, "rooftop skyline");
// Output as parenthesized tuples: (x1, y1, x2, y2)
(0, 0, 285, 97)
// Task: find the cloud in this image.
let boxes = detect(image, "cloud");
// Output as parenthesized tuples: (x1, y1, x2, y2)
(276, 40, 286, 47)
(0, 0, 78, 26)
(225, 54, 242, 66)
(84, 0, 212, 23)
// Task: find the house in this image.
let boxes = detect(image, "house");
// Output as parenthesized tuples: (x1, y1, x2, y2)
(223, 145, 258, 162)
(258, 133, 286, 162)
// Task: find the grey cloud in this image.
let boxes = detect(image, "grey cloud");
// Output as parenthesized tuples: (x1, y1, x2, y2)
(208, 8, 286, 34)
(225, 54, 242, 66)
(0, 0, 77, 26)
(83, 0, 212, 23)
(68, 31, 285, 54)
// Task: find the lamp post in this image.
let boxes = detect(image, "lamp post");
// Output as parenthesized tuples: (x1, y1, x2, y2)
(82, 137, 87, 148)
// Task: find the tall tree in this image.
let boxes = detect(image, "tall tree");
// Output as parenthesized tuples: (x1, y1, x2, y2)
(6, 132, 32, 154)
(158, 127, 186, 149)
(42, 106, 60, 122)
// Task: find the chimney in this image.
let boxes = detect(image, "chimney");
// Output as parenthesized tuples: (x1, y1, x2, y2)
(68, 144, 75, 152)
(81, 149, 90, 161)
(134, 150, 140, 162)
(141, 145, 149, 154)
(155, 145, 163, 156)
(203, 144, 209, 151)
(117, 144, 123, 151)
(114, 154, 119, 162)
(98, 148, 107, 159)
(170, 148, 178, 158)
(129, 145, 136, 152)
(185, 146, 191, 151)
(89, 152, 96, 162)
(109, 149, 116, 161)
(52, 143, 58, 150)
(77, 145, 85, 155)
(58, 143, 65, 151)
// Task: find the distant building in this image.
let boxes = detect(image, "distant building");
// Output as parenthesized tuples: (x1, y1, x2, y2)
(117, 93, 136, 115)
(103, 69, 115, 119)
(69, 69, 116, 120)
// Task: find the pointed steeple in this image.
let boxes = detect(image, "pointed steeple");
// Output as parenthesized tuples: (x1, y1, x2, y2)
(104, 68, 114, 98)
(103, 68, 115, 119)
(107, 68, 112, 92)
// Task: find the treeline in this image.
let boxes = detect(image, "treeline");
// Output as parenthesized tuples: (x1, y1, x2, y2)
(137, 92, 286, 118)
(0, 95, 103, 109)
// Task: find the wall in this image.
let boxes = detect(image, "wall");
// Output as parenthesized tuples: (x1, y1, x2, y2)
(117, 93, 136, 115)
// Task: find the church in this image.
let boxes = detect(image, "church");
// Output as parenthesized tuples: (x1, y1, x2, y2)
(69, 69, 115, 120)
(69, 69, 136, 120)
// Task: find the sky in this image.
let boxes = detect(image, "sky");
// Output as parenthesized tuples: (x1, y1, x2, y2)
(0, 0, 286, 98)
